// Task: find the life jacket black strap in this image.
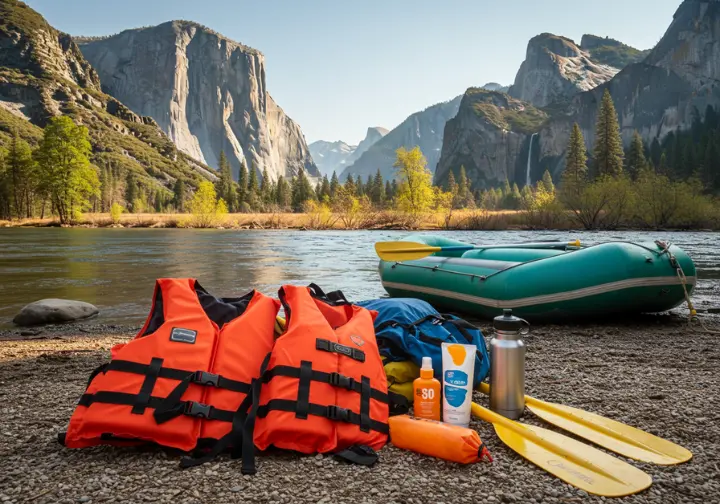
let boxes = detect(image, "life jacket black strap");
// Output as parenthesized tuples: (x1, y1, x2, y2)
(78, 392, 236, 422)
(132, 357, 163, 415)
(316, 339, 365, 362)
(263, 365, 391, 404)
(256, 399, 389, 435)
(334, 444, 379, 466)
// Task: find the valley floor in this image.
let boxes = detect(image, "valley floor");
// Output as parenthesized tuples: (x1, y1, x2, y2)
(1, 211, 718, 231)
(0, 316, 718, 504)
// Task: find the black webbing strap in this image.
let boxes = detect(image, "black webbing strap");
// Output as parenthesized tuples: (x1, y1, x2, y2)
(179, 391, 254, 469)
(256, 400, 389, 435)
(85, 362, 109, 389)
(316, 339, 365, 362)
(153, 371, 251, 424)
(78, 392, 235, 422)
(359, 376, 371, 433)
(388, 391, 410, 416)
(240, 353, 272, 475)
(333, 445, 379, 466)
(262, 365, 390, 404)
(296, 361, 312, 419)
(132, 357, 163, 415)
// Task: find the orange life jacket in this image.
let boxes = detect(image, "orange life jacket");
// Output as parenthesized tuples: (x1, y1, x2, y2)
(242, 284, 395, 473)
(60, 278, 279, 452)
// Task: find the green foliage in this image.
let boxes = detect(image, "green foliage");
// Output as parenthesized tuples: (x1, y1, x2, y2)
(215, 151, 237, 212)
(291, 167, 315, 212)
(593, 90, 624, 177)
(469, 89, 548, 134)
(0, 107, 43, 149)
(188, 181, 226, 228)
(625, 131, 647, 179)
(330, 171, 340, 198)
(540, 170, 554, 193)
(370, 169, 385, 206)
(109, 202, 123, 224)
(393, 146, 434, 216)
(5, 132, 36, 218)
(586, 43, 648, 69)
(274, 175, 291, 210)
(0, 0, 52, 38)
(34, 116, 99, 223)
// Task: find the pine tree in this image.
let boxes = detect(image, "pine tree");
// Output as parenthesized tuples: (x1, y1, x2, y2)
(99, 166, 110, 212)
(446, 171, 458, 194)
(215, 151, 236, 212)
(154, 190, 164, 213)
(173, 179, 186, 212)
(345, 174, 356, 195)
(385, 180, 393, 201)
(364, 175, 373, 197)
(275, 175, 291, 209)
(330, 171, 340, 198)
(390, 179, 398, 201)
(248, 163, 259, 195)
(626, 131, 647, 179)
(593, 89, 624, 177)
(457, 165, 470, 205)
(682, 142, 696, 178)
(237, 161, 248, 208)
(291, 167, 315, 211)
(540, 170, 554, 194)
(320, 175, 331, 202)
(704, 139, 720, 191)
(650, 138, 662, 169)
(371, 169, 385, 205)
(125, 172, 137, 212)
(260, 167, 272, 206)
(658, 152, 669, 176)
(563, 123, 588, 190)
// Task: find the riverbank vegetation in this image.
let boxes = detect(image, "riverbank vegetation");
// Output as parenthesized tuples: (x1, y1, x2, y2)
(2, 91, 719, 230)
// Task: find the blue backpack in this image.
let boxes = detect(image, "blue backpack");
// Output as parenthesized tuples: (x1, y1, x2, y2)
(357, 298, 490, 387)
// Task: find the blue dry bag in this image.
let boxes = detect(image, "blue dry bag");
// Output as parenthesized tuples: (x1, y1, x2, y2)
(357, 298, 490, 387)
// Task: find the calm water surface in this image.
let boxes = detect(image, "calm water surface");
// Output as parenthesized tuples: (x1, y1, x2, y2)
(1, 228, 718, 328)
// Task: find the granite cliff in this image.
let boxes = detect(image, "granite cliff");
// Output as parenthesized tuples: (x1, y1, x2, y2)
(439, 0, 720, 189)
(341, 96, 462, 181)
(78, 21, 318, 181)
(0, 0, 211, 193)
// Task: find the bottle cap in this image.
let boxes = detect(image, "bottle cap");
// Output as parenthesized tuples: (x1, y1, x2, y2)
(493, 309, 530, 332)
(421, 356, 433, 370)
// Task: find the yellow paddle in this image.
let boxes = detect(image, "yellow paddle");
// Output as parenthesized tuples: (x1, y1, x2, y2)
(471, 402, 652, 497)
(478, 383, 692, 465)
(375, 240, 582, 262)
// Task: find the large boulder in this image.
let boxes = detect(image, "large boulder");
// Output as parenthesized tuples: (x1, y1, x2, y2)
(13, 299, 99, 327)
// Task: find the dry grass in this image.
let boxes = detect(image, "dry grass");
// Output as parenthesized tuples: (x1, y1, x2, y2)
(0, 210, 596, 231)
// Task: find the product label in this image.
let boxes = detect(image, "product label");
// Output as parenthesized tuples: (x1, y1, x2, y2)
(444, 370, 469, 387)
(170, 327, 197, 344)
(444, 384, 468, 407)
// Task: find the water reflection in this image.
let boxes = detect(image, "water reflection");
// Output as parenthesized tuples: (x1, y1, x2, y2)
(0, 228, 718, 328)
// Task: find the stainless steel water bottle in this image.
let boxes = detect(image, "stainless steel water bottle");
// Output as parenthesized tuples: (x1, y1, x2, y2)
(489, 309, 530, 420)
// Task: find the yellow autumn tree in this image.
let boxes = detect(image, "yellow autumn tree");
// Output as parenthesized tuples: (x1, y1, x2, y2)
(393, 146, 434, 217)
(189, 181, 228, 228)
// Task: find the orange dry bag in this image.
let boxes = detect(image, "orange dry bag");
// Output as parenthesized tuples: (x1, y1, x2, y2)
(388, 415, 492, 464)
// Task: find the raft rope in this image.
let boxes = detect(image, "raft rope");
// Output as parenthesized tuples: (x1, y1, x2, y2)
(655, 240, 720, 335)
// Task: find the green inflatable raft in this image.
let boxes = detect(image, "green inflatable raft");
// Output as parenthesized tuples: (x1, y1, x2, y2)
(378, 235, 697, 321)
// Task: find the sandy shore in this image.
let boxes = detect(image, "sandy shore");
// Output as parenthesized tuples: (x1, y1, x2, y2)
(1, 316, 718, 504)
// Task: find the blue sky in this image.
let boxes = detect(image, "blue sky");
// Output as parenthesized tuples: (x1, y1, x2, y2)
(26, 0, 680, 145)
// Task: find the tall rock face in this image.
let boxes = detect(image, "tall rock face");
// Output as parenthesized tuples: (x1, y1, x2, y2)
(508, 33, 619, 107)
(309, 127, 388, 177)
(341, 97, 462, 181)
(0, 0, 209, 192)
(435, 89, 547, 189)
(78, 21, 318, 181)
(537, 0, 720, 178)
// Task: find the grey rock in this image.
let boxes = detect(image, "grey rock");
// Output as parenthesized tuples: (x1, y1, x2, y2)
(78, 21, 318, 182)
(309, 127, 388, 178)
(13, 299, 99, 327)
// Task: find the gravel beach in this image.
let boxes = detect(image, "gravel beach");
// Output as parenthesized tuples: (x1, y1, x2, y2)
(1, 316, 718, 504)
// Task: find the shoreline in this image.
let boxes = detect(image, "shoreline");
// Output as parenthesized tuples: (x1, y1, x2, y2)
(1, 317, 717, 503)
(1, 211, 717, 232)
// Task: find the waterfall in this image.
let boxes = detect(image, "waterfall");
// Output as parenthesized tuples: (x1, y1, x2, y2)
(526, 133, 538, 187)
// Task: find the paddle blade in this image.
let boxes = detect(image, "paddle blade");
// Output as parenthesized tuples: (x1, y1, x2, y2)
(526, 398, 692, 465)
(492, 421, 652, 497)
(374, 241, 442, 261)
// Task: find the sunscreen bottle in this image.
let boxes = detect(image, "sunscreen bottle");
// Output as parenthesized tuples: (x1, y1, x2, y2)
(412, 357, 441, 421)
(441, 342, 476, 427)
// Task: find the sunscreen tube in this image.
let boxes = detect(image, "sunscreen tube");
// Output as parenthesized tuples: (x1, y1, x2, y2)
(441, 342, 476, 427)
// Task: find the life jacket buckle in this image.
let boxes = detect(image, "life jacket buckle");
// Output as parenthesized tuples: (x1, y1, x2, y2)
(328, 372, 355, 390)
(184, 401, 213, 419)
(193, 371, 220, 387)
(326, 405, 351, 422)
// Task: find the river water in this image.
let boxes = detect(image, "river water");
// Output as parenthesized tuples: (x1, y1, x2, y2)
(0, 228, 718, 328)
